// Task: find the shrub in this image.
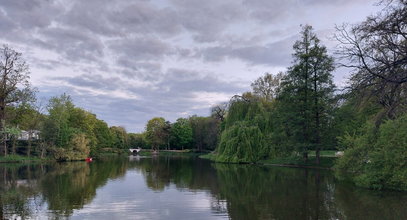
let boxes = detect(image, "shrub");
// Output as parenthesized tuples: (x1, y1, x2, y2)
(52, 133, 90, 161)
(335, 114, 407, 191)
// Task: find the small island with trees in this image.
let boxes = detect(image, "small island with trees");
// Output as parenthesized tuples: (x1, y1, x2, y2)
(0, 0, 406, 193)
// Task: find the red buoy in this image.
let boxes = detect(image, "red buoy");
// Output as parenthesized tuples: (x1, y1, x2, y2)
(86, 157, 93, 162)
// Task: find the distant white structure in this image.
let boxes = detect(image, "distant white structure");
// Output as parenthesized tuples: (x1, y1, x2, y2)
(335, 151, 344, 157)
(129, 148, 142, 154)
(18, 130, 40, 140)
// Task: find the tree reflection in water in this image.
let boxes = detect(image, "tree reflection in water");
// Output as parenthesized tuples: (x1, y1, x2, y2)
(0, 158, 128, 219)
(0, 157, 406, 219)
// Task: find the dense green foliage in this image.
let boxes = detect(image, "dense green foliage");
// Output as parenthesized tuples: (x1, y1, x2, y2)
(277, 25, 335, 162)
(332, 0, 407, 191)
(189, 116, 219, 151)
(170, 118, 193, 150)
(335, 114, 407, 191)
(216, 98, 272, 163)
(0, 93, 132, 160)
(145, 117, 168, 151)
(139, 115, 219, 152)
(128, 133, 148, 149)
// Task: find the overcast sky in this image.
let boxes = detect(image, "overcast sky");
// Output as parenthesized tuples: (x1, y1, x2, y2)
(0, 0, 382, 132)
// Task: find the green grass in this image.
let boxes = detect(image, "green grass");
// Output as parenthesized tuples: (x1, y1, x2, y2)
(138, 149, 205, 157)
(200, 150, 338, 169)
(0, 154, 45, 163)
(307, 150, 337, 157)
(92, 152, 129, 159)
(259, 156, 336, 169)
(199, 153, 217, 160)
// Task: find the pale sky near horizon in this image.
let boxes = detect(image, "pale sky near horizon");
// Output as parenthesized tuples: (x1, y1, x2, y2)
(0, 0, 382, 132)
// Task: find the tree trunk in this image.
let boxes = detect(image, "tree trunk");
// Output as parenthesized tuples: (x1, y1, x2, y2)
(316, 148, 320, 164)
(27, 132, 32, 157)
(1, 120, 6, 156)
(40, 142, 46, 158)
(12, 137, 16, 155)
(303, 35, 310, 157)
(0, 100, 6, 156)
(2, 138, 6, 156)
(314, 71, 321, 165)
(167, 138, 170, 150)
(303, 151, 308, 162)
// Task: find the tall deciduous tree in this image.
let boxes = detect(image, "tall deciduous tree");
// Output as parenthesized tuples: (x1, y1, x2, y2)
(94, 119, 113, 149)
(145, 117, 167, 151)
(335, 0, 407, 124)
(189, 116, 219, 151)
(170, 118, 193, 150)
(128, 133, 148, 149)
(0, 45, 34, 155)
(251, 72, 283, 101)
(42, 94, 75, 148)
(10, 102, 44, 156)
(110, 126, 128, 149)
(211, 103, 228, 122)
(279, 25, 335, 163)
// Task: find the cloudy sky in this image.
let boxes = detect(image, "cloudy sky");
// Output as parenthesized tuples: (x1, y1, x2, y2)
(0, 0, 382, 132)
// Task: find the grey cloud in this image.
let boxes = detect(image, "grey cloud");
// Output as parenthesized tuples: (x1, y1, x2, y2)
(30, 58, 67, 70)
(109, 37, 171, 61)
(54, 74, 121, 91)
(0, 0, 41, 10)
(243, 0, 301, 24)
(117, 58, 163, 80)
(0, 10, 16, 34)
(0, 0, 63, 29)
(109, 2, 181, 37)
(243, 0, 373, 24)
(35, 27, 104, 63)
(201, 36, 296, 66)
(161, 68, 243, 95)
(60, 0, 118, 37)
(171, 0, 248, 42)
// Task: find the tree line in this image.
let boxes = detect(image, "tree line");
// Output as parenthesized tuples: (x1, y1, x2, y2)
(0, 44, 221, 159)
(140, 115, 219, 152)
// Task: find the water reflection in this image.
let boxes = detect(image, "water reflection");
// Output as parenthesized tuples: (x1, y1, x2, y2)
(0, 156, 406, 219)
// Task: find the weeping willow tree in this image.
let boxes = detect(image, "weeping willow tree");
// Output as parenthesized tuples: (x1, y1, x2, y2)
(215, 93, 275, 163)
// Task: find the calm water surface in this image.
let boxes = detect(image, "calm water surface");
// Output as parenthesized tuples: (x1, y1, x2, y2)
(0, 156, 406, 220)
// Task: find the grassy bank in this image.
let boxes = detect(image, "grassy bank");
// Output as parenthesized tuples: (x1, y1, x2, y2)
(199, 153, 217, 160)
(0, 155, 51, 163)
(200, 151, 338, 169)
(138, 149, 206, 157)
(259, 156, 336, 169)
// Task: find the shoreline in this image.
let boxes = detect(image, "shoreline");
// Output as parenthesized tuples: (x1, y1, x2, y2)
(199, 153, 337, 170)
(0, 151, 336, 170)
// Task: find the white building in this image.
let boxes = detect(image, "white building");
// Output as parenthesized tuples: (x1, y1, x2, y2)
(18, 130, 40, 140)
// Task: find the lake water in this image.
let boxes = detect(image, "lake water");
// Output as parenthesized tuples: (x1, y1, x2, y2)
(1, 156, 406, 219)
